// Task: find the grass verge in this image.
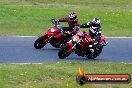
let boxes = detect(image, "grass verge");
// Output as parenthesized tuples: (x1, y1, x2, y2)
(0, 0, 132, 36)
(0, 61, 132, 88)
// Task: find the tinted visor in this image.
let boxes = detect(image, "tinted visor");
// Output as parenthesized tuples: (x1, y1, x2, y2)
(92, 23, 100, 27)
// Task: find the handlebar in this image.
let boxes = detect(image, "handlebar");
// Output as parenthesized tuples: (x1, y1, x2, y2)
(51, 19, 56, 24)
(51, 19, 60, 26)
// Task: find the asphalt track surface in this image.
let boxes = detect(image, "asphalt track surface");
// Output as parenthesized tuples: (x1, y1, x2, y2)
(0, 36, 132, 63)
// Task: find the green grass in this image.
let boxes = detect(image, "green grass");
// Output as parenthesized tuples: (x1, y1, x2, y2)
(0, 1, 132, 88)
(0, 61, 132, 88)
(1, 0, 132, 5)
(0, 0, 132, 36)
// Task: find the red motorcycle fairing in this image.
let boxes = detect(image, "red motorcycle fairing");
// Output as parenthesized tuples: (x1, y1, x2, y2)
(78, 34, 93, 48)
(75, 35, 92, 51)
(67, 40, 74, 52)
(42, 25, 71, 48)
(78, 39, 89, 50)
(85, 34, 94, 42)
(67, 34, 94, 52)
(66, 34, 81, 52)
(44, 26, 60, 37)
(41, 26, 60, 45)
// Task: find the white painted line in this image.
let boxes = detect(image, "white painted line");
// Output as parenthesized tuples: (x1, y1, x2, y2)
(128, 63, 132, 64)
(4, 62, 132, 64)
(12, 36, 36, 37)
(107, 37, 132, 38)
(121, 62, 132, 64)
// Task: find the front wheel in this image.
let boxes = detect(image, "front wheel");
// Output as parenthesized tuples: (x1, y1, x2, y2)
(95, 46, 103, 56)
(87, 54, 96, 59)
(87, 51, 98, 59)
(34, 36, 48, 49)
(58, 43, 71, 59)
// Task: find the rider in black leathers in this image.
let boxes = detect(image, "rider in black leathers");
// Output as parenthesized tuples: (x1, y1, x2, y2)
(80, 17, 102, 53)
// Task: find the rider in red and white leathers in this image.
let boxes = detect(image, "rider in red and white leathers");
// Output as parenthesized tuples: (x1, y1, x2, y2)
(52, 12, 80, 39)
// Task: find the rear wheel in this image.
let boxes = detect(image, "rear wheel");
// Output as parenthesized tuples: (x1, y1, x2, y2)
(58, 43, 71, 59)
(34, 36, 48, 49)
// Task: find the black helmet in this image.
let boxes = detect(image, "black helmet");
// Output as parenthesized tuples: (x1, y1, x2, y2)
(69, 12, 77, 20)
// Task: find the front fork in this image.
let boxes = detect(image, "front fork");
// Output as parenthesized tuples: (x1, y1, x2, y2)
(72, 39, 82, 49)
(44, 32, 58, 43)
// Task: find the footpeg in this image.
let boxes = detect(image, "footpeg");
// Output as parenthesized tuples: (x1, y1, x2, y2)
(103, 42, 108, 46)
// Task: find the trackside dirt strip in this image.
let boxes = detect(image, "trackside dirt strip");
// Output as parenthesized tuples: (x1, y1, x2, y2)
(0, 36, 132, 63)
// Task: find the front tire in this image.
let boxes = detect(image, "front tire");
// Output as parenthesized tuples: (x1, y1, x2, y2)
(87, 50, 97, 59)
(58, 43, 71, 59)
(94, 43, 103, 56)
(34, 36, 48, 49)
(87, 54, 96, 59)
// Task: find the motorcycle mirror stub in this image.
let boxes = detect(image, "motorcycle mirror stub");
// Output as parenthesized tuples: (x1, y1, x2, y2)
(51, 19, 56, 24)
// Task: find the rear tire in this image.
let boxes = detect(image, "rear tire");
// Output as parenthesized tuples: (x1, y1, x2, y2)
(34, 36, 48, 49)
(58, 43, 71, 59)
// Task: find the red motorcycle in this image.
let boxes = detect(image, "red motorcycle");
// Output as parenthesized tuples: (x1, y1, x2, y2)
(75, 34, 108, 59)
(58, 31, 83, 59)
(34, 19, 71, 49)
(58, 30, 108, 59)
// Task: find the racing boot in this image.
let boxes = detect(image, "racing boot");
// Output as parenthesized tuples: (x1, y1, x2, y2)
(103, 41, 108, 46)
